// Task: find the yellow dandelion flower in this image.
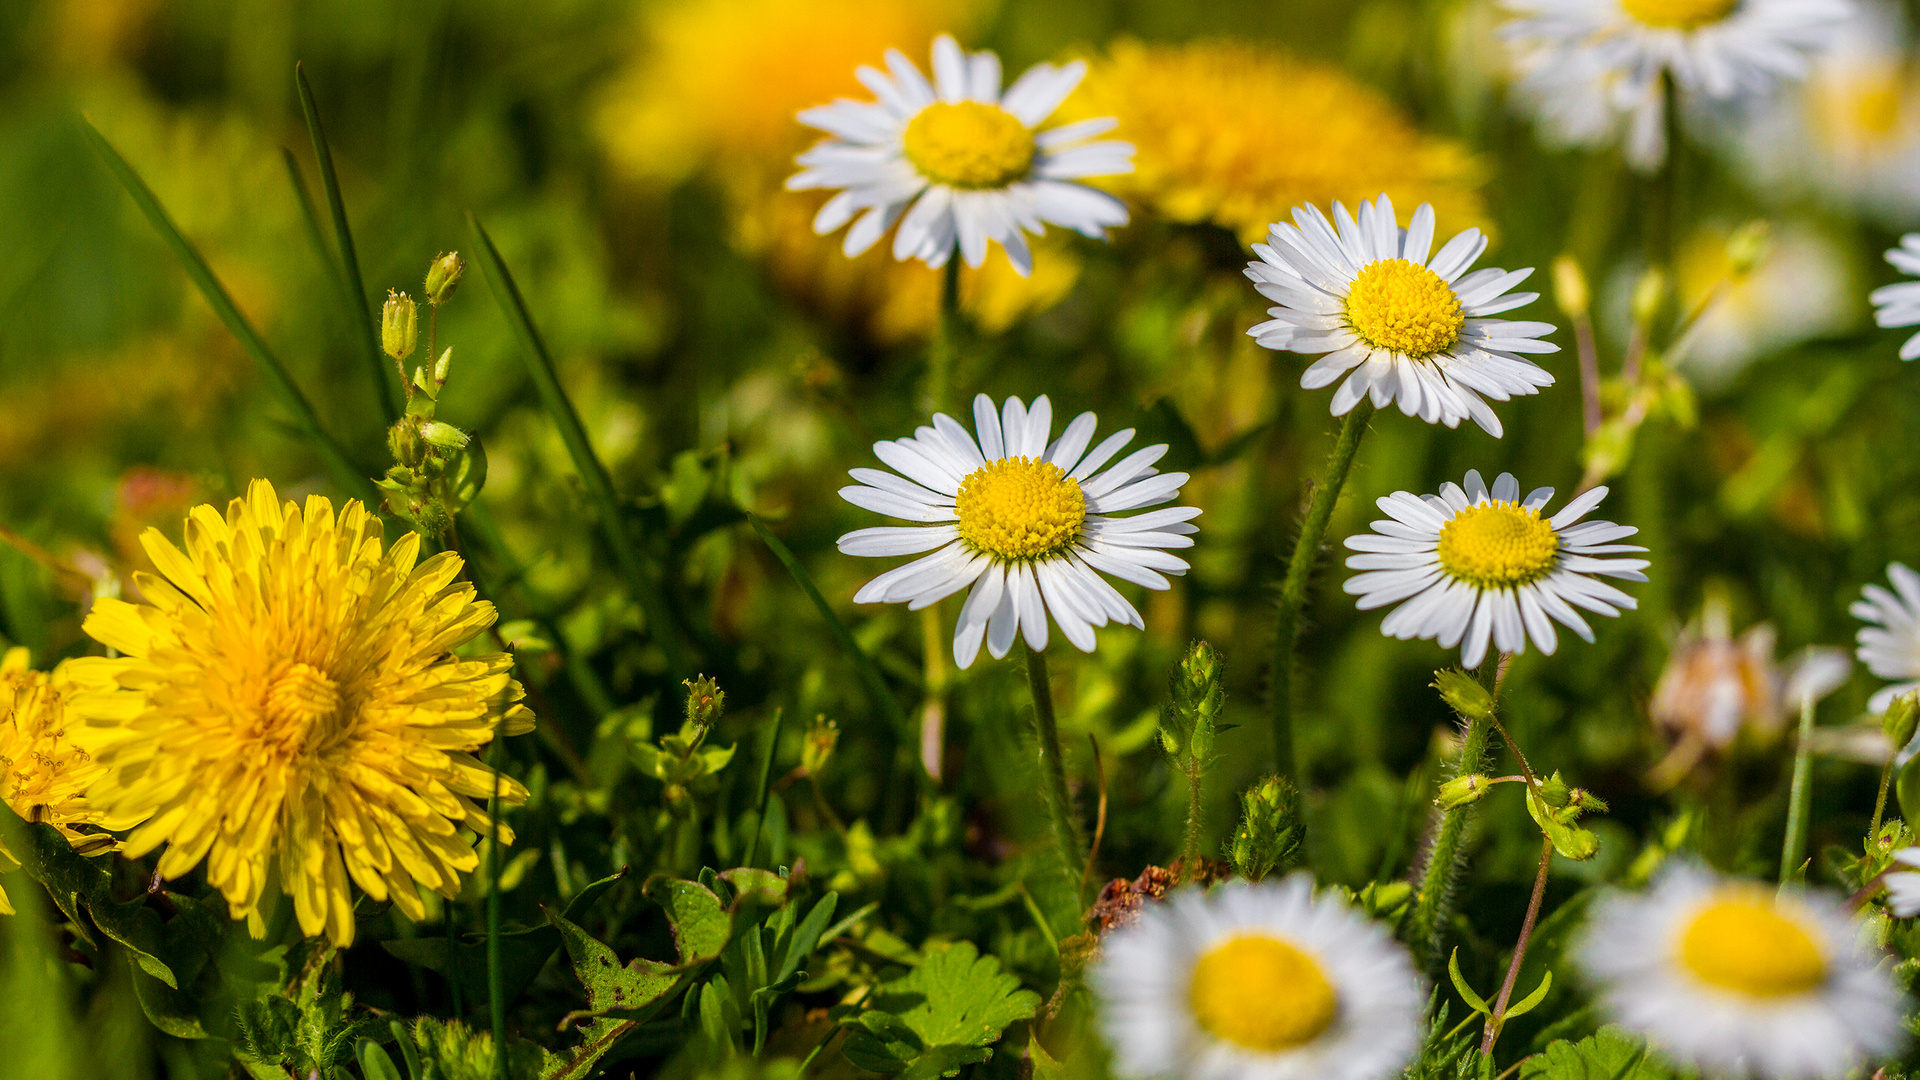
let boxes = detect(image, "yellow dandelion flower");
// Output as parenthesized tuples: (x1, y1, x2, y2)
(596, 0, 974, 186)
(65, 479, 534, 946)
(0, 650, 132, 915)
(1058, 40, 1488, 244)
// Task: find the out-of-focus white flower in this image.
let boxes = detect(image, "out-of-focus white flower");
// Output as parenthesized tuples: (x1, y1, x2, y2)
(1670, 223, 1858, 388)
(1853, 562, 1920, 710)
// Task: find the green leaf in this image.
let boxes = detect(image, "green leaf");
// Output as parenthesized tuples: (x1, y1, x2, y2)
(358, 1039, 405, 1080)
(1448, 948, 1490, 1017)
(551, 912, 683, 1030)
(1519, 1026, 1679, 1080)
(1527, 788, 1601, 861)
(644, 874, 733, 963)
(1503, 969, 1554, 1021)
(843, 941, 1039, 1077)
(381, 868, 625, 1006)
(1897, 755, 1920, 832)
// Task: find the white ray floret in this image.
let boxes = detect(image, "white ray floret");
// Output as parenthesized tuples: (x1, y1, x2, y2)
(1343, 470, 1648, 669)
(837, 394, 1199, 668)
(1871, 235, 1920, 361)
(1090, 876, 1425, 1080)
(1244, 194, 1557, 438)
(1851, 561, 1920, 711)
(787, 34, 1133, 277)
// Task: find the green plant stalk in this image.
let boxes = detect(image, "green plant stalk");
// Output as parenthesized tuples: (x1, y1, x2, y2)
(1871, 758, 1895, 841)
(486, 734, 506, 1080)
(1272, 400, 1375, 779)
(744, 707, 786, 869)
(1781, 692, 1817, 882)
(295, 63, 401, 425)
(1408, 659, 1500, 971)
(83, 119, 377, 503)
(1025, 645, 1088, 900)
(1180, 761, 1205, 870)
(920, 256, 961, 416)
(468, 214, 690, 674)
(1482, 835, 1553, 1057)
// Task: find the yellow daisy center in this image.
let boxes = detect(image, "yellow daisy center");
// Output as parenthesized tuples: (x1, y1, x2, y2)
(1679, 891, 1828, 998)
(1621, 0, 1739, 30)
(1189, 934, 1339, 1052)
(1437, 501, 1560, 589)
(954, 457, 1086, 562)
(1345, 258, 1464, 359)
(902, 101, 1035, 189)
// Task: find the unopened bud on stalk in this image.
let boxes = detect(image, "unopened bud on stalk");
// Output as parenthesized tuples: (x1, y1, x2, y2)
(1885, 691, 1920, 750)
(425, 252, 465, 305)
(683, 675, 726, 731)
(1631, 268, 1668, 329)
(1437, 774, 1490, 810)
(382, 290, 418, 361)
(1727, 221, 1772, 277)
(433, 346, 453, 389)
(1162, 640, 1225, 761)
(1552, 255, 1589, 319)
(1537, 771, 1573, 809)
(420, 421, 470, 450)
(1432, 668, 1493, 722)
(801, 715, 839, 775)
(1230, 775, 1301, 882)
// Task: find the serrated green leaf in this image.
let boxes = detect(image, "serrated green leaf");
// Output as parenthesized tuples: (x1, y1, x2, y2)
(551, 912, 683, 1031)
(844, 1011, 925, 1073)
(1519, 1026, 1679, 1080)
(844, 941, 1039, 1078)
(1448, 948, 1490, 1016)
(1503, 968, 1553, 1021)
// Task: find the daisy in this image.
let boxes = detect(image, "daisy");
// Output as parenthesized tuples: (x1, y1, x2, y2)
(1244, 194, 1557, 438)
(1577, 863, 1904, 1079)
(1090, 876, 1425, 1080)
(1501, 0, 1851, 170)
(1885, 847, 1920, 917)
(66, 480, 534, 946)
(1851, 561, 1920, 710)
(1343, 470, 1648, 670)
(786, 33, 1134, 277)
(837, 394, 1199, 668)
(1869, 236, 1920, 360)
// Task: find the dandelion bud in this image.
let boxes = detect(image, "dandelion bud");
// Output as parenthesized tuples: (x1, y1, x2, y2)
(424, 252, 465, 306)
(683, 675, 726, 731)
(1552, 255, 1589, 318)
(382, 290, 418, 360)
(1229, 775, 1301, 882)
(1437, 773, 1490, 810)
(1630, 268, 1668, 330)
(1885, 691, 1920, 750)
(801, 715, 839, 775)
(1432, 668, 1493, 722)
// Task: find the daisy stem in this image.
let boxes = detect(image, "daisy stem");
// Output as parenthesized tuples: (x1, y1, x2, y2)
(920, 256, 962, 416)
(1408, 658, 1503, 971)
(1780, 691, 1817, 883)
(1271, 401, 1375, 781)
(1872, 757, 1895, 842)
(1025, 645, 1088, 902)
(1481, 834, 1553, 1058)
(485, 734, 507, 1080)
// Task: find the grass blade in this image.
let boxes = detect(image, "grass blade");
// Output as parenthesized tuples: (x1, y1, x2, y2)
(295, 62, 402, 425)
(744, 707, 785, 870)
(747, 514, 909, 738)
(82, 117, 376, 503)
(467, 212, 690, 674)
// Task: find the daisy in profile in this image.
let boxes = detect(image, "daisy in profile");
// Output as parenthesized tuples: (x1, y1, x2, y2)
(67, 480, 534, 946)
(1090, 876, 1425, 1080)
(838, 394, 1198, 667)
(1501, 0, 1851, 170)
(1851, 562, 1920, 709)
(1343, 470, 1648, 670)
(1870, 237, 1920, 360)
(1578, 863, 1904, 1079)
(787, 33, 1133, 276)
(1245, 194, 1556, 438)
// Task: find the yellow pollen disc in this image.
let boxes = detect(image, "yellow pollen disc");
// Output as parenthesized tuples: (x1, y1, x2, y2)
(1620, 0, 1739, 30)
(902, 101, 1035, 189)
(1436, 501, 1560, 589)
(265, 663, 344, 731)
(954, 457, 1086, 562)
(1344, 258, 1465, 359)
(1680, 891, 1828, 998)
(1189, 934, 1339, 1052)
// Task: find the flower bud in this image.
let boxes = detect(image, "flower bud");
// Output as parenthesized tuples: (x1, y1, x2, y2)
(420, 421, 470, 450)
(1552, 255, 1589, 319)
(1885, 691, 1920, 750)
(1230, 775, 1301, 883)
(1631, 268, 1668, 330)
(425, 252, 465, 306)
(683, 675, 726, 731)
(801, 715, 839, 775)
(433, 346, 453, 389)
(1537, 770, 1573, 809)
(1432, 668, 1493, 722)
(1163, 640, 1225, 764)
(1726, 221, 1772, 277)
(382, 290, 418, 361)
(1437, 773, 1490, 810)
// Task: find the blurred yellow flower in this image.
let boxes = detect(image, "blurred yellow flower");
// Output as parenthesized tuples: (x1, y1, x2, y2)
(0, 650, 131, 915)
(1060, 40, 1488, 243)
(597, 0, 973, 185)
(67, 480, 534, 946)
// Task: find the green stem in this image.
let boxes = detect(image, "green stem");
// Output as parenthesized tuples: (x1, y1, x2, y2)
(1781, 692, 1817, 883)
(486, 735, 507, 1080)
(1025, 645, 1087, 899)
(1272, 401, 1375, 781)
(1180, 762, 1205, 870)
(1871, 757, 1895, 842)
(921, 257, 961, 416)
(1408, 659, 1500, 971)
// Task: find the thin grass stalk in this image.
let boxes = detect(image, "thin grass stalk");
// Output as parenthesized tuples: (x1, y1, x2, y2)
(82, 119, 376, 503)
(1872, 757, 1895, 841)
(745, 707, 786, 869)
(295, 63, 401, 425)
(468, 214, 690, 674)
(1408, 659, 1501, 970)
(1271, 400, 1375, 780)
(1781, 692, 1817, 882)
(1025, 645, 1088, 901)
(486, 733, 506, 1080)
(747, 514, 911, 740)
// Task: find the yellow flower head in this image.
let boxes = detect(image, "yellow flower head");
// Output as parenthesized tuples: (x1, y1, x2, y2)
(1059, 40, 1488, 243)
(0, 650, 129, 915)
(597, 0, 972, 185)
(67, 480, 534, 946)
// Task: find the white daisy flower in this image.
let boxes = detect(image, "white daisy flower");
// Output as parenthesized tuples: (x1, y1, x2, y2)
(1502, 0, 1852, 170)
(1343, 470, 1649, 670)
(786, 33, 1133, 277)
(1577, 863, 1905, 1079)
(1244, 194, 1557, 439)
(837, 394, 1198, 669)
(1885, 847, 1920, 917)
(1870, 237, 1920, 361)
(1851, 562, 1920, 710)
(1090, 876, 1425, 1080)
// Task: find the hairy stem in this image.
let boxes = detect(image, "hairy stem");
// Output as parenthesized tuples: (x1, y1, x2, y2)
(1180, 761, 1205, 871)
(1872, 757, 1895, 843)
(1272, 401, 1375, 781)
(1408, 658, 1502, 971)
(1026, 645, 1088, 900)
